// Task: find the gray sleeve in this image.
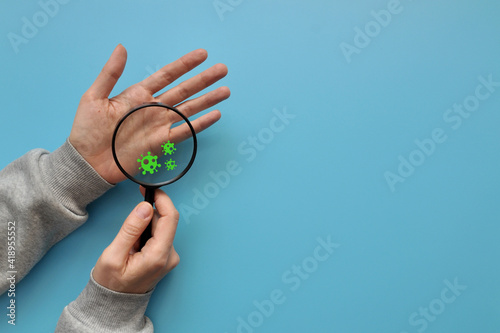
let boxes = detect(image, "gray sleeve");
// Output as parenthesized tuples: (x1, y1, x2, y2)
(55, 269, 154, 333)
(0, 139, 113, 294)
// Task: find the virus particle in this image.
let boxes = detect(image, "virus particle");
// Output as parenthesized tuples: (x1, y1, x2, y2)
(165, 159, 177, 171)
(161, 141, 176, 155)
(137, 152, 161, 175)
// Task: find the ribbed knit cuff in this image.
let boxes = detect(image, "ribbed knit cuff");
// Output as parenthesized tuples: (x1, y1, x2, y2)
(39, 139, 114, 215)
(66, 269, 153, 332)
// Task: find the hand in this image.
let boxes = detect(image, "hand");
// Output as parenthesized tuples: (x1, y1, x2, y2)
(69, 44, 230, 184)
(93, 188, 180, 294)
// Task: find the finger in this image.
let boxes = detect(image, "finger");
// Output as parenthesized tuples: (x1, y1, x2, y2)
(139, 186, 160, 236)
(140, 49, 208, 95)
(148, 190, 179, 257)
(138, 186, 170, 239)
(87, 44, 127, 99)
(157, 63, 228, 106)
(170, 110, 222, 143)
(152, 189, 177, 218)
(107, 201, 153, 263)
(176, 86, 231, 119)
(155, 86, 229, 127)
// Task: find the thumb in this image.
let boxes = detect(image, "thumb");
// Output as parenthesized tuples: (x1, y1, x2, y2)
(108, 202, 153, 262)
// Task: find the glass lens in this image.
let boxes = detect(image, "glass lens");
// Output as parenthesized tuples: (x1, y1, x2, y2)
(113, 104, 196, 186)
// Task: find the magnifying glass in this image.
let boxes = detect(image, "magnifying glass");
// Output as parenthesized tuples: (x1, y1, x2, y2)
(112, 102, 197, 247)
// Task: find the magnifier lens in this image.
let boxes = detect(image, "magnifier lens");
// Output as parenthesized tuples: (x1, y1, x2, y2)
(113, 104, 196, 187)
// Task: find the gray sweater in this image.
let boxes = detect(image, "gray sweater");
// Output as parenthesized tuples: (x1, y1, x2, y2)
(0, 140, 154, 332)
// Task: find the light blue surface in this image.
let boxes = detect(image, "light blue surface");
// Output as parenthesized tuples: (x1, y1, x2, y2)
(1, 0, 500, 332)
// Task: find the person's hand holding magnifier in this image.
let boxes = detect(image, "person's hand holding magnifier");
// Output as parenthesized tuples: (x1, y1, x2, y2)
(93, 188, 180, 294)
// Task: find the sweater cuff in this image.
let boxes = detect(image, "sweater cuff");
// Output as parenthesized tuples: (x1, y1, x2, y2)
(39, 139, 114, 215)
(66, 269, 153, 332)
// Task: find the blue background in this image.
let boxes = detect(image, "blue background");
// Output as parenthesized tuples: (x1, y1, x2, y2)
(1, 0, 500, 332)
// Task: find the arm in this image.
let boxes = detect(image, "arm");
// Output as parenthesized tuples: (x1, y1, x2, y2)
(0, 140, 113, 295)
(56, 189, 179, 332)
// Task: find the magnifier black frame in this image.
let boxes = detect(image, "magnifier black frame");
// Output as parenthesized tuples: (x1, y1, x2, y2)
(111, 102, 198, 188)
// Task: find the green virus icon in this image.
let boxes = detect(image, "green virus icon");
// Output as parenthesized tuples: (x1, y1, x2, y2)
(161, 141, 176, 155)
(165, 159, 177, 171)
(137, 152, 161, 175)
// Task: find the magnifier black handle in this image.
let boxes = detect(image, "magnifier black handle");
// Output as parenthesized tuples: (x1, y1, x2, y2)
(140, 188, 156, 248)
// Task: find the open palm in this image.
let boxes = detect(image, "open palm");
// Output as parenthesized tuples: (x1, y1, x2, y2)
(69, 44, 230, 184)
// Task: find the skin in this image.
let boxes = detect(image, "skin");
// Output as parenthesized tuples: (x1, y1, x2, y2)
(70, 45, 230, 293)
(93, 188, 179, 294)
(69, 44, 230, 184)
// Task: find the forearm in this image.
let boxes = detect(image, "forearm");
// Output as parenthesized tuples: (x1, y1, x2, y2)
(0, 139, 113, 294)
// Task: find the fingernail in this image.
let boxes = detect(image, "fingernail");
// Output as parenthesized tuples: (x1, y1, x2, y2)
(136, 203, 151, 219)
